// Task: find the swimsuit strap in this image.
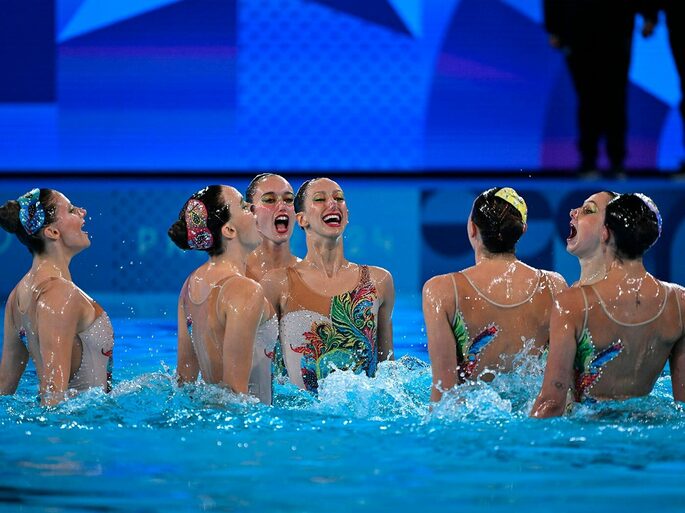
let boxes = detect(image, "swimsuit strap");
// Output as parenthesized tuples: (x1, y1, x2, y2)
(590, 282, 670, 327)
(359, 265, 371, 288)
(461, 269, 541, 309)
(579, 286, 589, 334)
(677, 283, 684, 337)
(449, 273, 460, 326)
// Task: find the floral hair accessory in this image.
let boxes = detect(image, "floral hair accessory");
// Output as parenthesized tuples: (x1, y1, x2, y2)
(17, 189, 45, 235)
(494, 187, 527, 223)
(185, 199, 214, 250)
(635, 193, 662, 239)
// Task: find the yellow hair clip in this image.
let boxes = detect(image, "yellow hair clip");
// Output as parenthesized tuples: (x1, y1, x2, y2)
(494, 187, 527, 223)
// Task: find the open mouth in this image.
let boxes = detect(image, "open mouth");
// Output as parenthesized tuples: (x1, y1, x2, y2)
(323, 213, 342, 227)
(274, 215, 290, 234)
(567, 223, 577, 241)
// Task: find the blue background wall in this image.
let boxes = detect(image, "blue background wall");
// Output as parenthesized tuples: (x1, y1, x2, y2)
(0, 0, 682, 171)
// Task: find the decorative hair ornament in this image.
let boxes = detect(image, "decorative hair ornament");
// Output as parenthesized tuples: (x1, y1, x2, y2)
(635, 193, 662, 239)
(185, 199, 214, 250)
(17, 188, 46, 235)
(494, 187, 527, 224)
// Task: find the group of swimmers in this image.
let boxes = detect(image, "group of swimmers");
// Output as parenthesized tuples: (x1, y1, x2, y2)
(0, 175, 683, 417)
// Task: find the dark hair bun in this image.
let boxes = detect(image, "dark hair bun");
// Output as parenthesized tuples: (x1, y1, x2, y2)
(605, 193, 661, 259)
(0, 200, 22, 234)
(471, 188, 526, 254)
(168, 219, 191, 250)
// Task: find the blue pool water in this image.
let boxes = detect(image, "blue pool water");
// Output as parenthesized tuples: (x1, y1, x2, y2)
(1, 296, 684, 513)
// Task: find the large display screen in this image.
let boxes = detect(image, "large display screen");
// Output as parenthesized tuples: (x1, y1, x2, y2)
(0, 0, 681, 171)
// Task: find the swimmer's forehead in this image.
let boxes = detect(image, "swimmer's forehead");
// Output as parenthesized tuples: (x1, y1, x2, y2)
(309, 179, 344, 195)
(257, 175, 293, 194)
(584, 191, 614, 206)
(221, 186, 243, 203)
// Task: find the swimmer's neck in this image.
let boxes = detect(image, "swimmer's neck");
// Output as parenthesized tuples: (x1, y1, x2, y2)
(249, 239, 296, 270)
(30, 252, 73, 282)
(474, 247, 517, 265)
(577, 250, 610, 286)
(302, 238, 348, 277)
(607, 258, 648, 280)
(207, 247, 250, 276)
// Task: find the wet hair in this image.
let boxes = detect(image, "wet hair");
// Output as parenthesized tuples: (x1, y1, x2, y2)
(294, 177, 325, 214)
(168, 185, 231, 257)
(601, 190, 619, 201)
(470, 187, 526, 254)
(605, 193, 661, 260)
(0, 188, 58, 255)
(245, 173, 277, 203)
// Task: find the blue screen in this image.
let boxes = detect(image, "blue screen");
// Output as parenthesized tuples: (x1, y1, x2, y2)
(0, 0, 681, 171)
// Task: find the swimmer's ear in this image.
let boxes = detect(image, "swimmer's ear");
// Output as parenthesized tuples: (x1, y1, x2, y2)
(467, 218, 477, 239)
(221, 222, 237, 240)
(522, 223, 528, 235)
(43, 225, 60, 241)
(601, 225, 610, 244)
(296, 212, 308, 230)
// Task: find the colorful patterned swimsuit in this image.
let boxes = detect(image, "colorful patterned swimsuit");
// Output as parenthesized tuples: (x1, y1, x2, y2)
(572, 285, 673, 402)
(280, 266, 379, 393)
(573, 327, 623, 402)
(451, 311, 499, 383)
(448, 271, 553, 382)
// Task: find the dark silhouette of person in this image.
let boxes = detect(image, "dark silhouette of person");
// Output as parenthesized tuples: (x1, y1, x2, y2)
(544, 1, 652, 174)
(641, 1, 685, 170)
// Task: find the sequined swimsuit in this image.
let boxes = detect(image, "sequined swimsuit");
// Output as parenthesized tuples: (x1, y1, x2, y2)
(279, 266, 379, 393)
(448, 271, 554, 382)
(16, 279, 114, 393)
(572, 285, 675, 402)
(183, 274, 277, 404)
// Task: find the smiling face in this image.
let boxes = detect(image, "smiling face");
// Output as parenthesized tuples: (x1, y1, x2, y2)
(47, 192, 90, 252)
(250, 175, 295, 244)
(297, 178, 348, 237)
(567, 192, 613, 258)
(222, 186, 261, 251)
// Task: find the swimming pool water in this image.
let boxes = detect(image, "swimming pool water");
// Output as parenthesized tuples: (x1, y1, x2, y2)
(1, 296, 684, 513)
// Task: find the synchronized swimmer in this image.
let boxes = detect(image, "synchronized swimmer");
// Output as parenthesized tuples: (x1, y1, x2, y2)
(0, 179, 683, 416)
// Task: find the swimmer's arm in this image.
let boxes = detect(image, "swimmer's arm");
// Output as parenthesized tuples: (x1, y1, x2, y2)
(35, 286, 83, 406)
(176, 287, 199, 385)
(0, 293, 29, 395)
(375, 268, 395, 362)
(423, 276, 458, 403)
(671, 337, 685, 403)
(531, 292, 578, 418)
(219, 278, 262, 395)
(670, 287, 685, 402)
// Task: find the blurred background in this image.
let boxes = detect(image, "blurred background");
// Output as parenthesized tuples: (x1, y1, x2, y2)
(1, 0, 683, 303)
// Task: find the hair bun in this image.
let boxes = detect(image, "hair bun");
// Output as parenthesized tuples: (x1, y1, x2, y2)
(168, 219, 192, 250)
(605, 193, 661, 259)
(0, 200, 22, 234)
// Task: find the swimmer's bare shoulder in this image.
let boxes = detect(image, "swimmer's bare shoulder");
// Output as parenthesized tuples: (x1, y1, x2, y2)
(37, 277, 93, 329)
(369, 265, 395, 298)
(219, 274, 264, 300)
(422, 273, 453, 301)
(541, 270, 569, 296)
(550, 286, 586, 328)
